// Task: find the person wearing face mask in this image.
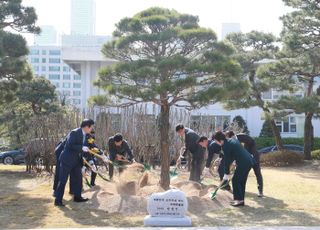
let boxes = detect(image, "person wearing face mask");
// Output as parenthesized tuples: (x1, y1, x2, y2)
(214, 131, 254, 207)
(175, 124, 204, 182)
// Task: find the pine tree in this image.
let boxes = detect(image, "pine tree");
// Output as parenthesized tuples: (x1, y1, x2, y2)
(258, 0, 320, 159)
(225, 31, 288, 150)
(93, 7, 241, 189)
(0, 0, 40, 103)
(259, 120, 274, 137)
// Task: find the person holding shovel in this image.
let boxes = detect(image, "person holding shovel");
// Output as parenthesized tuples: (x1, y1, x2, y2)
(82, 132, 104, 187)
(214, 131, 254, 207)
(225, 131, 263, 197)
(107, 133, 134, 180)
(198, 135, 231, 191)
(175, 124, 204, 183)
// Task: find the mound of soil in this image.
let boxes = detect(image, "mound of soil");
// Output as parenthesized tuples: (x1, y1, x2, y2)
(82, 165, 232, 215)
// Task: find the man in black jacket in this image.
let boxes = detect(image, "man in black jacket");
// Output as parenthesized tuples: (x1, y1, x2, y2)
(53, 138, 66, 196)
(176, 124, 204, 182)
(198, 136, 231, 190)
(108, 133, 134, 180)
(215, 131, 254, 207)
(226, 131, 263, 197)
(54, 119, 94, 206)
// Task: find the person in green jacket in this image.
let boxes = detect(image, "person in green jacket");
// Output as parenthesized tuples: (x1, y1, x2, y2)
(214, 131, 254, 207)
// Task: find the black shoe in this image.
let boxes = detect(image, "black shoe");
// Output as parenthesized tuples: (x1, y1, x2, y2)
(90, 183, 96, 187)
(74, 197, 89, 202)
(231, 201, 245, 207)
(54, 201, 65, 207)
(69, 191, 74, 195)
(258, 191, 264, 197)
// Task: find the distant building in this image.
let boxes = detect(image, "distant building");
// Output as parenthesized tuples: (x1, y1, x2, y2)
(34, 25, 58, 45)
(71, 0, 96, 35)
(221, 22, 241, 39)
(28, 46, 83, 108)
(61, 34, 111, 47)
(61, 45, 115, 109)
(27, 0, 111, 109)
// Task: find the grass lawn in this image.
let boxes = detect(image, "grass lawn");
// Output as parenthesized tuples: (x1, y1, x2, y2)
(0, 161, 319, 228)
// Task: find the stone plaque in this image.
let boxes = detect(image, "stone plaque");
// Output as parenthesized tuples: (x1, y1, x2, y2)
(147, 189, 188, 218)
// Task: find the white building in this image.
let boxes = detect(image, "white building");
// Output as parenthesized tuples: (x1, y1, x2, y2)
(71, 0, 96, 35)
(28, 46, 83, 107)
(61, 46, 115, 109)
(34, 25, 58, 45)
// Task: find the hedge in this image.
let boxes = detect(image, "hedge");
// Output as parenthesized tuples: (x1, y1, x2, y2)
(311, 149, 320, 160)
(260, 150, 304, 167)
(255, 137, 320, 150)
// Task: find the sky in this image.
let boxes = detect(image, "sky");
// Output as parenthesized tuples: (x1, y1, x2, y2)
(22, 0, 291, 44)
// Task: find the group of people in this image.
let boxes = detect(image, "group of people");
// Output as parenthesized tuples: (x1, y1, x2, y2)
(52, 119, 263, 207)
(175, 124, 263, 207)
(53, 119, 134, 207)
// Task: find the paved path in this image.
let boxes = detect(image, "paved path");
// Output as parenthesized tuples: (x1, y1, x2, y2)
(24, 227, 320, 230)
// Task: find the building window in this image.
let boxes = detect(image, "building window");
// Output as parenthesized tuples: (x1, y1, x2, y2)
(62, 90, 71, 96)
(49, 58, 60, 63)
(63, 66, 71, 72)
(49, 66, 60, 71)
(276, 116, 297, 133)
(30, 49, 39, 55)
(42, 50, 47, 55)
(49, 74, 60, 80)
(73, 83, 81, 88)
(53, 82, 59, 88)
(63, 74, 71, 80)
(73, 90, 81, 96)
(33, 66, 39, 71)
(31, 58, 39, 63)
(41, 66, 46, 71)
(73, 99, 81, 105)
(49, 50, 61, 55)
(73, 74, 81, 80)
(63, 82, 71, 88)
(42, 58, 46, 63)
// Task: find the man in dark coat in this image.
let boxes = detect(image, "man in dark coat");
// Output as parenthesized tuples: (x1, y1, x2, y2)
(176, 124, 204, 182)
(108, 133, 134, 180)
(214, 131, 254, 207)
(54, 119, 94, 206)
(53, 138, 66, 196)
(197, 136, 231, 190)
(226, 131, 263, 197)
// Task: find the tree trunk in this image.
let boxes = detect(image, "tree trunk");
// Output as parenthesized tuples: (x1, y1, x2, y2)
(269, 118, 284, 150)
(159, 103, 170, 190)
(304, 112, 313, 160)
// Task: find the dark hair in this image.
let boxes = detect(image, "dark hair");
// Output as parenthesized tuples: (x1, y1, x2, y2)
(214, 131, 226, 142)
(80, 119, 95, 128)
(175, 124, 185, 132)
(225, 130, 235, 138)
(114, 133, 123, 142)
(197, 136, 208, 143)
(211, 133, 215, 140)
